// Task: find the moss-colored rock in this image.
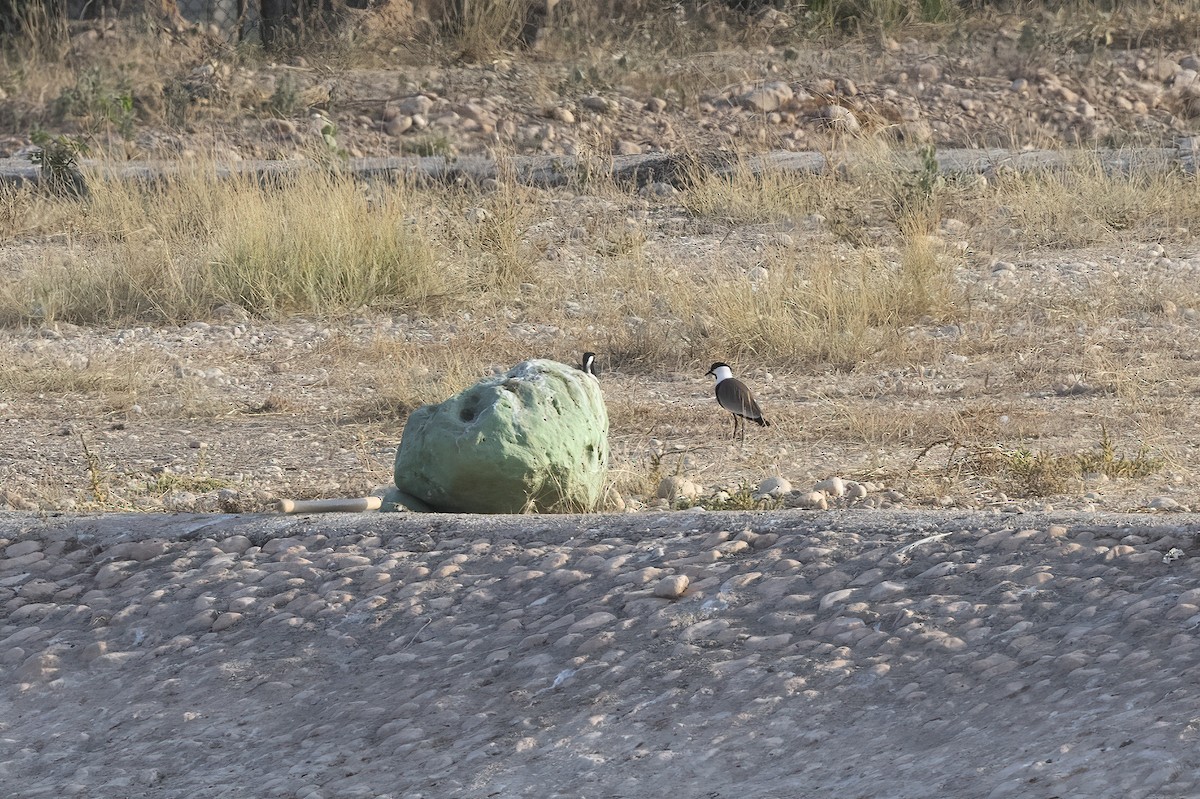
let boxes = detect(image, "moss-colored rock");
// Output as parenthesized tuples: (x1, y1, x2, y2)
(393, 359, 608, 513)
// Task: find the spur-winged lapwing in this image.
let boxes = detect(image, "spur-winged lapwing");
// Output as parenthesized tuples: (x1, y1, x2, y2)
(706, 362, 770, 440)
(580, 351, 598, 377)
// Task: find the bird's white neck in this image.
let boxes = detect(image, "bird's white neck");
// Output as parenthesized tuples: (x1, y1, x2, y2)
(711, 365, 734, 382)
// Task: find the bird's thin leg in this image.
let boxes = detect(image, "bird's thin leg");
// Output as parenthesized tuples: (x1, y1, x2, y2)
(730, 415, 738, 440)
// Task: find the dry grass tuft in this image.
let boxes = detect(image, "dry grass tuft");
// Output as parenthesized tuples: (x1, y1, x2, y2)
(985, 156, 1200, 250)
(0, 168, 450, 324)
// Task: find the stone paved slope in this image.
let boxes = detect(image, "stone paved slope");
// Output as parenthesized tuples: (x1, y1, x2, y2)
(2, 510, 1200, 798)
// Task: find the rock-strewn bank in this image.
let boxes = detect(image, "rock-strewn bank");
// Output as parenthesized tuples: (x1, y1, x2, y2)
(2, 509, 1200, 798)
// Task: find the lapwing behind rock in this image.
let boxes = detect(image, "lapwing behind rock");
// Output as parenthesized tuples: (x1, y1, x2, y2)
(580, 351, 598, 377)
(705, 361, 770, 440)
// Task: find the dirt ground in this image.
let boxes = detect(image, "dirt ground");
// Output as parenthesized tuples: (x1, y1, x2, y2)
(3, 16, 1200, 514)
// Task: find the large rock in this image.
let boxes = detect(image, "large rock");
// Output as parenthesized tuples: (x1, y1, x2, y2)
(393, 359, 608, 513)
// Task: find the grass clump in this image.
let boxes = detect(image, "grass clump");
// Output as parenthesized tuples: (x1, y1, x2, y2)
(699, 240, 959, 368)
(805, 0, 958, 32)
(681, 160, 832, 225)
(439, 0, 531, 61)
(143, 472, 229, 496)
(0, 168, 449, 324)
(987, 156, 1200, 249)
(207, 174, 442, 316)
(687, 483, 784, 512)
(944, 427, 1164, 498)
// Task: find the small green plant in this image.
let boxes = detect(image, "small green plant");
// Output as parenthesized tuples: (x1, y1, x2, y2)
(79, 433, 108, 505)
(1077, 426, 1163, 479)
(401, 134, 455, 159)
(53, 68, 137, 139)
(891, 144, 942, 232)
(29, 130, 89, 197)
(143, 472, 228, 496)
(267, 75, 301, 116)
(945, 426, 1165, 498)
(687, 483, 784, 512)
(990, 446, 1074, 497)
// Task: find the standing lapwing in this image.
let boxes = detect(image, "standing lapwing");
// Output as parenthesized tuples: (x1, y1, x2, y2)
(580, 352, 598, 378)
(705, 362, 770, 440)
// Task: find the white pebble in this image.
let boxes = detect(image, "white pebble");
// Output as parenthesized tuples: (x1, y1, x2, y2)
(814, 476, 845, 497)
(756, 476, 792, 497)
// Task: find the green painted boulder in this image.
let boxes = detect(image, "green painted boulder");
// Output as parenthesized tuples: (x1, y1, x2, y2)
(393, 359, 608, 513)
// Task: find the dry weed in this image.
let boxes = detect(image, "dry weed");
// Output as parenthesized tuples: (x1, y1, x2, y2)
(0, 168, 451, 324)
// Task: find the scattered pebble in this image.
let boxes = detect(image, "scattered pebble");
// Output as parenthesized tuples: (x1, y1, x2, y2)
(653, 574, 689, 599)
(756, 476, 791, 498)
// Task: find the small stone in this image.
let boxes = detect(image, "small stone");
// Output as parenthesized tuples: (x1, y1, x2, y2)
(567, 611, 616, 634)
(869, 581, 907, 600)
(212, 612, 243, 631)
(796, 491, 828, 510)
(817, 105, 860, 133)
(218, 535, 252, 554)
(814, 476, 845, 497)
(845, 481, 868, 500)
(657, 476, 702, 503)
(263, 118, 297, 139)
(645, 97, 667, 113)
(107, 540, 167, 562)
(95, 562, 132, 589)
(385, 115, 413, 137)
(17, 652, 58, 682)
(1148, 496, 1185, 511)
(581, 95, 615, 114)
(895, 119, 934, 144)
(741, 80, 793, 113)
(747, 265, 770, 283)
(653, 574, 689, 599)
(756, 476, 792, 498)
(819, 588, 854, 611)
(639, 182, 677, 199)
(5, 540, 41, 558)
(398, 95, 433, 116)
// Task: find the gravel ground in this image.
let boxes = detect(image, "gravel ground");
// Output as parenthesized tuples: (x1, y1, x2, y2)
(3, 508, 1200, 797)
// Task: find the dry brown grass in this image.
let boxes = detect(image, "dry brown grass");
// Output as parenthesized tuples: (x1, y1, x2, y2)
(984, 156, 1200, 252)
(0, 168, 453, 324)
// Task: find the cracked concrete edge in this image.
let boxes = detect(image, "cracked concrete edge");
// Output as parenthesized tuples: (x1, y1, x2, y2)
(1, 508, 1197, 551)
(0, 140, 1195, 192)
